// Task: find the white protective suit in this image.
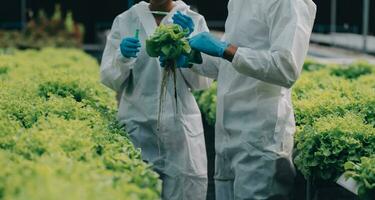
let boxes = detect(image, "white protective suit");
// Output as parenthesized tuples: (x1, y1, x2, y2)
(192, 0, 316, 199)
(100, 1, 212, 199)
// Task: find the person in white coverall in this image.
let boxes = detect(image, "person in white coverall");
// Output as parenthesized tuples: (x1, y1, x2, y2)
(100, 0, 212, 199)
(174, 0, 317, 199)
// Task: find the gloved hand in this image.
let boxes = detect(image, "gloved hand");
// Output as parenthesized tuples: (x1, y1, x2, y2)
(120, 37, 141, 58)
(189, 32, 229, 57)
(172, 11, 194, 35)
(159, 55, 191, 68)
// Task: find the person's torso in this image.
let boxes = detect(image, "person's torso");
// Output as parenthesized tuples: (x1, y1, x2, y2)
(116, 2, 204, 131)
(215, 0, 296, 149)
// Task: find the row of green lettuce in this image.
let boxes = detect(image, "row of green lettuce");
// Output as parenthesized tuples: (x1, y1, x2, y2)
(195, 60, 375, 198)
(0, 49, 161, 200)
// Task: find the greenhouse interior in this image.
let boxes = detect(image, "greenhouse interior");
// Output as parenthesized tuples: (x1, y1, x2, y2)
(0, 0, 374, 200)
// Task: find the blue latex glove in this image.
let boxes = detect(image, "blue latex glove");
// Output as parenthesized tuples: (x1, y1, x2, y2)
(120, 37, 141, 58)
(172, 11, 194, 35)
(159, 55, 190, 68)
(189, 32, 229, 57)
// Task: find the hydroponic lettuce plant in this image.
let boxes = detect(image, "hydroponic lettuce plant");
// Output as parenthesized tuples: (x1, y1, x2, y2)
(146, 24, 191, 59)
(293, 113, 375, 181)
(146, 24, 191, 129)
(0, 48, 161, 199)
(344, 157, 375, 200)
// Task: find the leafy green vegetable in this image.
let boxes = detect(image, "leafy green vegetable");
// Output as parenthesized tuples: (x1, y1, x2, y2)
(196, 82, 217, 126)
(0, 5, 84, 49)
(146, 24, 191, 129)
(0, 66, 8, 75)
(303, 59, 326, 72)
(345, 157, 375, 200)
(0, 48, 161, 199)
(193, 60, 375, 183)
(293, 113, 375, 181)
(331, 61, 373, 80)
(146, 24, 190, 59)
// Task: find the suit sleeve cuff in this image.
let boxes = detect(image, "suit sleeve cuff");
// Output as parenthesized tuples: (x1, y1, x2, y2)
(116, 48, 136, 69)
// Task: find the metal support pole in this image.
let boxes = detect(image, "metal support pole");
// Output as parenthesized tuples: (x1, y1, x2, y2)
(330, 0, 337, 46)
(21, 0, 27, 30)
(362, 0, 370, 53)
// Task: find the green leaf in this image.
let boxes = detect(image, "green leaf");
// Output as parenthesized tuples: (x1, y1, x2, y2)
(146, 24, 191, 60)
(344, 162, 356, 170)
(145, 39, 160, 57)
(188, 49, 203, 64)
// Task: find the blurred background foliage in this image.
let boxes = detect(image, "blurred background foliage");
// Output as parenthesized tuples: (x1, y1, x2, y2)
(0, 4, 84, 49)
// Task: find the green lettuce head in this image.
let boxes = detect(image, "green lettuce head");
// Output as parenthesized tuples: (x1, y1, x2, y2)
(146, 24, 191, 60)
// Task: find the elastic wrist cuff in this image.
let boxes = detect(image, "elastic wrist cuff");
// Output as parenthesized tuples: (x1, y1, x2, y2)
(220, 42, 230, 57)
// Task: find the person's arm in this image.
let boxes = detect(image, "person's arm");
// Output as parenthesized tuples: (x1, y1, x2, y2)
(180, 16, 215, 89)
(100, 16, 135, 92)
(179, 68, 213, 91)
(188, 17, 221, 80)
(190, 53, 221, 80)
(222, 44, 238, 62)
(229, 0, 316, 88)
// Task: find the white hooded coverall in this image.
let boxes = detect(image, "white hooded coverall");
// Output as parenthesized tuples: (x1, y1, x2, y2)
(100, 1, 212, 199)
(192, 0, 317, 199)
